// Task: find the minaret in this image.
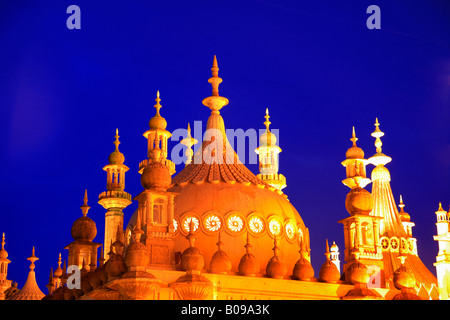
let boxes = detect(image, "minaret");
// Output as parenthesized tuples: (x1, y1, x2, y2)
(99, 129, 132, 259)
(255, 108, 286, 191)
(132, 91, 178, 269)
(330, 241, 341, 273)
(0, 233, 12, 300)
(338, 126, 384, 284)
(434, 202, 450, 299)
(180, 123, 198, 166)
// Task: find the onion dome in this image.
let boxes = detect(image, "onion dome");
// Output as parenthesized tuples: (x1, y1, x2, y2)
(319, 240, 340, 283)
(124, 212, 150, 270)
(209, 230, 232, 274)
(346, 255, 369, 285)
(180, 221, 204, 273)
(393, 255, 416, 290)
(0, 233, 8, 260)
(345, 127, 365, 159)
(71, 190, 97, 242)
(238, 233, 260, 277)
(108, 129, 125, 165)
(140, 160, 171, 191)
(149, 91, 167, 130)
(345, 187, 373, 216)
(266, 237, 287, 279)
(398, 195, 411, 222)
(292, 239, 314, 281)
(330, 241, 339, 253)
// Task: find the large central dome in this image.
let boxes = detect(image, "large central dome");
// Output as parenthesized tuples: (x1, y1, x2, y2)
(127, 56, 310, 275)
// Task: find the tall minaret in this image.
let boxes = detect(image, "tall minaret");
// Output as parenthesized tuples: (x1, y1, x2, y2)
(338, 126, 384, 284)
(255, 108, 286, 191)
(98, 129, 132, 258)
(0, 233, 12, 300)
(133, 91, 178, 269)
(434, 203, 450, 299)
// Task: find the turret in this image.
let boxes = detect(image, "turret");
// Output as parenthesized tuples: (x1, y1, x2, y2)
(99, 129, 132, 258)
(255, 108, 286, 191)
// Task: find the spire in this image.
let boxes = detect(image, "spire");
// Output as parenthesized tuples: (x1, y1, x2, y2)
(350, 126, 358, 147)
(244, 232, 253, 254)
(264, 108, 271, 132)
(80, 189, 90, 217)
(1, 233, 5, 252)
(324, 239, 331, 261)
(216, 229, 224, 252)
(9, 247, 45, 300)
(369, 117, 392, 166)
(114, 128, 120, 152)
(155, 90, 162, 115)
(202, 55, 229, 114)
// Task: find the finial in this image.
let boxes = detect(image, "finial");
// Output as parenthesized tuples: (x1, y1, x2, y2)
(264, 108, 271, 132)
(272, 236, 280, 257)
(438, 202, 444, 211)
(202, 55, 229, 113)
(80, 189, 90, 217)
(216, 229, 224, 251)
(397, 254, 407, 266)
(186, 219, 197, 247)
(350, 126, 358, 147)
(113, 128, 121, 152)
(244, 232, 252, 254)
(399, 195, 406, 211)
(324, 239, 331, 261)
(371, 117, 385, 154)
(154, 90, 162, 115)
(27, 246, 39, 271)
(1, 232, 5, 250)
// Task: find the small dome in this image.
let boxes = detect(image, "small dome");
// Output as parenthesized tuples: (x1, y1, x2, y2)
(259, 130, 277, 146)
(53, 266, 63, 278)
(0, 249, 8, 260)
(346, 146, 364, 159)
(346, 260, 369, 285)
(125, 240, 150, 269)
(292, 257, 314, 281)
(149, 114, 167, 131)
(210, 250, 232, 274)
(345, 187, 373, 215)
(180, 246, 204, 272)
(330, 242, 339, 253)
(266, 255, 287, 279)
(238, 253, 260, 276)
(393, 262, 416, 290)
(140, 162, 171, 190)
(319, 260, 340, 283)
(71, 216, 97, 242)
(108, 150, 125, 165)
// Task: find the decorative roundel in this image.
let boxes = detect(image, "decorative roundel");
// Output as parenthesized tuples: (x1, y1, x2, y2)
(389, 237, 399, 251)
(267, 215, 283, 238)
(380, 237, 390, 250)
(202, 212, 222, 234)
(172, 218, 179, 234)
(224, 212, 245, 235)
(247, 213, 266, 237)
(284, 220, 297, 243)
(180, 214, 200, 234)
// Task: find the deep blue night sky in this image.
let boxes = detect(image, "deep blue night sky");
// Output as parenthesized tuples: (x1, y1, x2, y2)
(0, 1, 449, 291)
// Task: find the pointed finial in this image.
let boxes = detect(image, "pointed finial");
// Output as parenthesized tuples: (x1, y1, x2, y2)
(324, 239, 331, 261)
(154, 90, 162, 115)
(1, 232, 5, 250)
(80, 189, 90, 217)
(27, 246, 39, 271)
(216, 229, 224, 251)
(272, 236, 280, 257)
(202, 55, 229, 113)
(371, 117, 385, 154)
(264, 108, 271, 132)
(113, 128, 121, 151)
(350, 126, 358, 147)
(398, 195, 406, 211)
(244, 232, 253, 254)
